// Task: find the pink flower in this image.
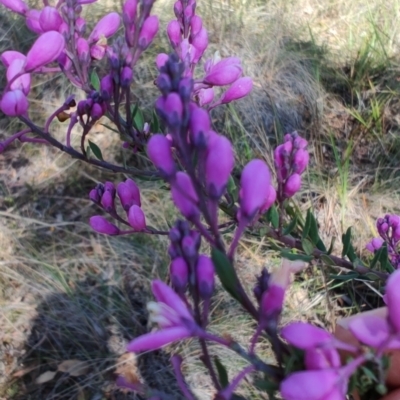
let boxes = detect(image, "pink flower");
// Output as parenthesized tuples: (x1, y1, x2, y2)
(89, 216, 120, 235)
(88, 12, 120, 44)
(138, 15, 159, 50)
(239, 159, 271, 219)
(365, 237, 384, 253)
(283, 173, 301, 198)
(171, 172, 200, 220)
(204, 57, 242, 86)
(147, 134, 176, 177)
(25, 31, 65, 71)
(304, 347, 341, 370)
(1, 90, 29, 116)
(128, 205, 146, 231)
(39, 6, 63, 32)
(292, 148, 309, 174)
(0, 0, 28, 15)
(1, 51, 25, 68)
(220, 77, 253, 104)
(197, 87, 214, 106)
(7, 59, 31, 95)
(127, 280, 196, 352)
(26, 9, 44, 34)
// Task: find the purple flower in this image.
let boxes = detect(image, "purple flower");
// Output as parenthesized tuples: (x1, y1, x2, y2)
(220, 77, 253, 104)
(204, 57, 242, 86)
(39, 6, 63, 32)
(88, 12, 120, 44)
(0, 0, 28, 15)
(171, 172, 199, 220)
(77, 38, 90, 63)
(26, 9, 43, 34)
(117, 179, 141, 210)
(385, 269, 400, 333)
(25, 31, 65, 72)
(156, 93, 183, 128)
(1, 90, 29, 116)
(128, 205, 146, 231)
(304, 347, 341, 370)
(195, 255, 215, 299)
(138, 15, 159, 50)
(1, 51, 25, 68)
(170, 257, 189, 293)
(197, 87, 214, 106)
(365, 237, 384, 253)
(127, 280, 196, 352)
(89, 216, 120, 235)
(189, 106, 211, 146)
(292, 148, 309, 174)
(191, 27, 208, 63)
(239, 159, 271, 220)
(122, 0, 137, 25)
(147, 134, 176, 177)
(167, 20, 181, 48)
(283, 173, 301, 198)
(7, 59, 31, 95)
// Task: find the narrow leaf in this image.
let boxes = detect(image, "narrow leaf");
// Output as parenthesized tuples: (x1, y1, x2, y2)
(283, 215, 297, 235)
(214, 357, 229, 388)
(267, 205, 279, 229)
(88, 140, 104, 161)
(301, 238, 314, 255)
(150, 109, 160, 133)
(90, 70, 100, 91)
(280, 249, 313, 262)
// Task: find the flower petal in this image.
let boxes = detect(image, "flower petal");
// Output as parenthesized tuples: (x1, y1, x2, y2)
(281, 322, 332, 349)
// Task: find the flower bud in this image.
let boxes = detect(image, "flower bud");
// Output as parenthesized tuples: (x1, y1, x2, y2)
(389, 215, 400, 229)
(128, 205, 146, 231)
(90, 44, 106, 60)
(170, 257, 189, 293)
(156, 53, 169, 70)
(120, 66, 133, 87)
(90, 103, 104, 121)
(204, 57, 242, 86)
(88, 12, 120, 44)
(189, 106, 211, 146)
(385, 270, 400, 332)
(292, 148, 309, 174)
(89, 188, 101, 204)
(7, 59, 31, 95)
(205, 134, 234, 198)
(171, 172, 200, 220)
(39, 6, 63, 32)
(25, 31, 65, 71)
(77, 38, 90, 63)
(101, 190, 115, 212)
(155, 73, 172, 95)
(365, 237, 384, 253)
(260, 185, 277, 214)
(293, 135, 308, 149)
(1, 90, 29, 116)
(174, 0, 183, 18)
(239, 159, 272, 220)
(191, 27, 208, 63)
(26, 9, 44, 34)
(123, 0, 137, 25)
(1, 51, 25, 68)
(220, 77, 253, 104)
(167, 20, 181, 48)
(138, 15, 159, 50)
(100, 74, 114, 100)
(75, 17, 86, 34)
(283, 173, 301, 198)
(117, 179, 141, 210)
(147, 134, 176, 177)
(104, 181, 116, 195)
(190, 15, 202, 37)
(156, 93, 183, 128)
(197, 88, 214, 106)
(179, 77, 193, 101)
(0, 0, 28, 15)
(196, 255, 215, 299)
(90, 216, 120, 235)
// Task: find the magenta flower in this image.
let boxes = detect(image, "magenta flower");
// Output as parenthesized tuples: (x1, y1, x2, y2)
(189, 106, 211, 146)
(25, 31, 65, 72)
(304, 347, 341, 370)
(89, 216, 120, 235)
(365, 237, 384, 253)
(292, 148, 309, 174)
(0, 0, 28, 15)
(190, 15, 203, 36)
(138, 15, 159, 50)
(385, 269, 400, 333)
(77, 38, 90, 63)
(1, 90, 29, 116)
(26, 9, 44, 34)
(167, 20, 181, 48)
(195, 255, 215, 299)
(260, 185, 277, 214)
(197, 87, 214, 106)
(191, 27, 208, 63)
(205, 134, 234, 198)
(204, 57, 242, 86)
(7, 59, 31, 95)
(122, 0, 137, 24)
(1, 51, 25, 68)
(171, 172, 200, 220)
(117, 179, 141, 210)
(128, 205, 146, 231)
(39, 6, 63, 32)
(88, 12, 121, 44)
(100, 190, 115, 212)
(156, 53, 169, 70)
(156, 93, 183, 128)
(127, 280, 196, 352)
(220, 77, 253, 104)
(239, 159, 271, 220)
(283, 173, 301, 198)
(147, 134, 176, 177)
(170, 257, 189, 292)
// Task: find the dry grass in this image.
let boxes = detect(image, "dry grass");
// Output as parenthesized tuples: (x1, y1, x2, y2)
(1, 0, 400, 398)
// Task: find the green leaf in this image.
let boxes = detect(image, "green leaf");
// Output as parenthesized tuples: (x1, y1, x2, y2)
(131, 104, 144, 131)
(301, 238, 314, 255)
(90, 70, 100, 91)
(302, 209, 312, 240)
(327, 236, 336, 255)
(211, 248, 240, 301)
(307, 210, 320, 245)
(267, 205, 279, 229)
(150, 109, 160, 133)
(214, 357, 229, 388)
(316, 239, 327, 252)
(88, 140, 104, 161)
(226, 175, 238, 204)
(283, 215, 297, 235)
(341, 227, 352, 258)
(280, 249, 313, 262)
(320, 254, 336, 266)
(329, 273, 359, 281)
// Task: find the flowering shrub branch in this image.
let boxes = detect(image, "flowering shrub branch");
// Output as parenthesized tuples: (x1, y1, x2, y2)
(0, 0, 398, 398)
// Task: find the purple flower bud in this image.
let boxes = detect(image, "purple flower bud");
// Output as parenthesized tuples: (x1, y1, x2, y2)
(0, 0, 28, 15)
(123, 0, 137, 24)
(156, 53, 169, 70)
(170, 257, 188, 292)
(205, 134, 234, 198)
(120, 66, 133, 87)
(156, 93, 183, 128)
(1, 90, 29, 116)
(75, 17, 86, 34)
(88, 12, 120, 44)
(283, 173, 301, 198)
(191, 27, 208, 63)
(101, 190, 115, 212)
(171, 172, 199, 220)
(147, 134, 176, 177)
(100, 74, 114, 99)
(220, 77, 253, 104)
(39, 6, 63, 32)
(1, 51, 25, 68)
(7, 59, 31, 95)
(197, 88, 214, 106)
(90, 44, 106, 60)
(174, 1, 183, 18)
(365, 237, 384, 253)
(26, 9, 44, 34)
(117, 179, 141, 210)
(155, 73, 172, 95)
(260, 185, 277, 214)
(190, 15, 202, 36)
(169, 227, 181, 243)
(293, 135, 308, 149)
(138, 15, 159, 50)
(196, 255, 215, 299)
(204, 57, 242, 86)
(167, 20, 181, 48)
(292, 148, 309, 175)
(239, 159, 272, 220)
(305, 348, 341, 370)
(90, 216, 120, 235)
(394, 226, 400, 242)
(25, 31, 65, 72)
(77, 38, 90, 63)
(181, 235, 197, 260)
(189, 106, 211, 146)
(128, 205, 146, 231)
(385, 270, 400, 332)
(388, 215, 400, 228)
(89, 188, 101, 204)
(90, 103, 104, 120)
